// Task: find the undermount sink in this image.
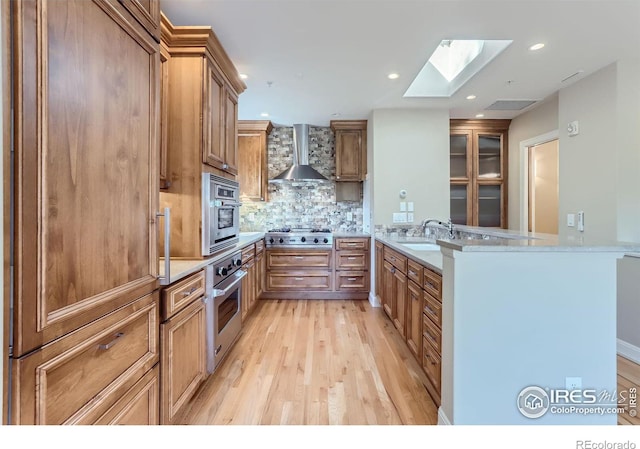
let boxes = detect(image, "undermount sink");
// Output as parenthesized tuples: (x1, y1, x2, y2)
(400, 243, 441, 251)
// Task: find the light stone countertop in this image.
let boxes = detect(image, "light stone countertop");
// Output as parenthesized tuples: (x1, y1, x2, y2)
(159, 232, 265, 285)
(333, 231, 371, 238)
(374, 234, 443, 273)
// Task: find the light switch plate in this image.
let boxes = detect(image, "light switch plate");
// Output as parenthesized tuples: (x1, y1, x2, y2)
(567, 214, 575, 227)
(400, 202, 407, 212)
(407, 213, 414, 223)
(407, 202, 414, 212)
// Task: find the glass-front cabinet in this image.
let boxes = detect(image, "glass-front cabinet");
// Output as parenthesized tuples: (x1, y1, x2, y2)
(449, 120, 510, 228)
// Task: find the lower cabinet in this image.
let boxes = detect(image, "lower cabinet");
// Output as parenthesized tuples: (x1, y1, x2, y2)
(159, 271, 207, 424)
(12, 293, 159, 425)
(241, 242, 259, 322)
(376, 240, 443, 406)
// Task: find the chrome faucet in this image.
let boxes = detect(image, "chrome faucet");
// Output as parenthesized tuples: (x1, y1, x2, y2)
(422, 218, 455, 239)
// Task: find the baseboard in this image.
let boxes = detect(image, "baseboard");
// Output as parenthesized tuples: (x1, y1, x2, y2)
(617, 338, 640, 365)
(437, 407, 451, 425)
(368, 292, 381, 307)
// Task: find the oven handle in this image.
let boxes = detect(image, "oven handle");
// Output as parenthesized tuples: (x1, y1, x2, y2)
(212, 270, 247, 298)
(221, 201, 243, 207)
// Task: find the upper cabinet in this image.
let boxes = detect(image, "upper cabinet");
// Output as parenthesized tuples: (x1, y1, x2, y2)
(330, 120, 367, 181)
(119, 0, 161, 41)
(449, 119, 511, 228)
(238, 120, 273, 202)
(159, 42, 171, 189)
(160, 13, 246, 180)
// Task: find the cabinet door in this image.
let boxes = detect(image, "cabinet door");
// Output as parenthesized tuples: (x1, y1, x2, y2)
(118, 0, 160, 41)
(203, 60, 225, 169)
(256, 250, 265, 299)
(476, 183, 504, 228)
(13, 0, 159, 356)
(335, 130, 362, 181)
(159, 43, 170, 189)
(406, 280, 423, 361)
(224, 86, 239, 175)
(392, 269, 407, 338)
(382, 261, 395, 319)
(160, 298, 206, 424)
(449, 131, 472, 180)
(375, 242, 384, 299)
(238, 131, 266, 200)
(241, 259, 255, 321)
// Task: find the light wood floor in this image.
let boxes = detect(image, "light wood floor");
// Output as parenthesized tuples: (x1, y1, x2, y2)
(176, 298, 639, 425)
(176, 299, 439, 425)
(618, 355, 640, 425)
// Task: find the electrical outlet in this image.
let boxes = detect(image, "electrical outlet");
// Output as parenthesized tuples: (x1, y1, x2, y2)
(393, 212, 407, 223)
(565, 377, 582, 390)
(407, 202, 414, 212)
(407, 213, 414, 223)
(346, 212, 353, 221)
(248, 212, 255, 220)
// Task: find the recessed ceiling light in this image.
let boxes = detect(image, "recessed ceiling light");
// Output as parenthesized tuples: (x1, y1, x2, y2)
(529, 43, 545, 51)
(260, 112, 269, 117)
(388, 73, 399, 80)
(239, 73, 248, 80)
(475, 113, 485, 118)
(466, 95, 477, 100)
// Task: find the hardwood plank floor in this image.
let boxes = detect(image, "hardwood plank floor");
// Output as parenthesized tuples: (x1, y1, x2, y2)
(618, 355, 640, 425)
(176, 299, 438, 425)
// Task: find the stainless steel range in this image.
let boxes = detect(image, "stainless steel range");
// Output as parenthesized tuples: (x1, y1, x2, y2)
(265, 227, 333, 248)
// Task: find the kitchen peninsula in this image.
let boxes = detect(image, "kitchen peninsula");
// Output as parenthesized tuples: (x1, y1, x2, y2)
(376, 226, 640, 424)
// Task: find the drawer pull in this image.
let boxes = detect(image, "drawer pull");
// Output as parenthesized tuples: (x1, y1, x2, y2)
(215, 344, 222, 355)
(294, 256, 304, 259)
(347, 277, 357, 281)
(390, 257, 396, 262)
(390, 267, 396, 274)
(347, 243, 357, 246)
(182, 286, 197, 297)
(294, 277, 304, 281)
(409, 270, 416, 276)
(425, 353, 438, 366)
(425, 281, 436, 289)
(347, 257, 357, 260)
(98, 332, 125, 351)
(425, 306, 437, 316)
(425, 331, 437, 345)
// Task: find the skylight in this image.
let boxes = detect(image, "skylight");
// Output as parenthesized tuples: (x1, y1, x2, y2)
(404, 39, 513, 98)
(429, 40, 484, 82)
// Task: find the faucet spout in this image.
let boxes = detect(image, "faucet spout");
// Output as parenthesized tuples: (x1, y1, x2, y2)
(421, 218, 456, 239)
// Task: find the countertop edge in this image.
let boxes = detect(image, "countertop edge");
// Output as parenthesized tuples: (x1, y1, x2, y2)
(437, 238, 640, 252)
(374, 235, 443, 274)
(160, 232, 265, 285)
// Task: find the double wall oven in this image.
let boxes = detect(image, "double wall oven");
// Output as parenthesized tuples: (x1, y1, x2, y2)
(202, 173, 241, 256)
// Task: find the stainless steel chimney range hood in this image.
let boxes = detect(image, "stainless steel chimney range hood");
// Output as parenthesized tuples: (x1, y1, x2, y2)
(270, 124, 329, 182)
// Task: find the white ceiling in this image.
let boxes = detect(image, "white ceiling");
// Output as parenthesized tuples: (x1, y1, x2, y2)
(161, 0, 640, 127)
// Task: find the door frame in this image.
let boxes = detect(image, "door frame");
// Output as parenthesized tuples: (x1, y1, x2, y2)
(519, 130, 558, 234)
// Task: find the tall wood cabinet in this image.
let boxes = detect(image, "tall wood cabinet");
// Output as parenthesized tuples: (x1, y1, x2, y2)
(238, 120, 273, 202)
(159, 13, 246, 258)
(449, 119, 511, 228)
(11, 0, 161, 423)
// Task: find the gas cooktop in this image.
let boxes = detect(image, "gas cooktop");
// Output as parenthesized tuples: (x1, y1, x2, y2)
(265, 227, 333, 248)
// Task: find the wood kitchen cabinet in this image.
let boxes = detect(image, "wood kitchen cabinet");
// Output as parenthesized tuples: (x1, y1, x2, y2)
(406, 279, 423, 362)
(241, 244, 257, 322)
(255, 240, 265, 300)
(160, 270, 207, 424)
(119, 0, 161, 41)
(375, 241, 384, 304)
(450, 119, 511, 228)
(159, 42, 171, 189)
(334, 237, 370, 292)
(159, 13, 246, 258)
(10, 2, 161, 425)
(238, 121, 273, 201)
(330, 120, 367, 181)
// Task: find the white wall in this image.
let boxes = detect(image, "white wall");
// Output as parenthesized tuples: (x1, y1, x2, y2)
(615, 59, 640, 243)
(507, 94, 559, 230)
(371, 109, 450, 226)
(0, 8, 4, 420)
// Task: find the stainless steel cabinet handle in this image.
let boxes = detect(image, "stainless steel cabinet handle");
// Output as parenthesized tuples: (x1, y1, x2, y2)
(347, 278, 357, 281)
(347, 257, 357, 260)
(222, 163, 229, 169)
(409, 270, 416, 276)
(214, 344, 222, 355)
(425, 281, 435, 289)
(294, 277, 304, 281)
(347, 243, 357, 246)
(391, 267, 396, 274)
(98, 332, 125, 350)
(182, 286, 197, 297)
(294, 256, 304, 259)
(390, 257, 396, 261)
(157, 207, 171, 283)
(425, 306, 436, 316)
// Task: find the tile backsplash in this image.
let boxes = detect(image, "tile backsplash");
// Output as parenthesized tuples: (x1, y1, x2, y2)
(240, 125, 363, 232)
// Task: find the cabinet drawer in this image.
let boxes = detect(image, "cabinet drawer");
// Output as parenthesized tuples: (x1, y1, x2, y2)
(13, 293, 159, 424)
(162, 270, 205, 321)
(383, 246, 407, 273)
(335, 238, 370, 251)
(267, 251, 331, 269)
(335, 271, 370, 291)
(93, 365, 159, 425)
(335, 251, 369, 270)
(266, 272, 332, 291)
(407, 259, 423, 285)
(241, 244, 256, 264)
(423, 313, 442, 353)
(423, 291, 442, 329)
(255, 239, 265, 254)
(422, 338, 441, 392)
(423, 268, 442, 299)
